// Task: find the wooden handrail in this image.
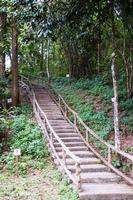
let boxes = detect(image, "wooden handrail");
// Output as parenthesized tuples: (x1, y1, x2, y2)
(20, 76, 133, 185)
(45, 81, 133, 185)
(33, 95, 81, 163)
(20, 79, 82, 188)
(48, 85, 133, 162)
(21, 76, 133, 161)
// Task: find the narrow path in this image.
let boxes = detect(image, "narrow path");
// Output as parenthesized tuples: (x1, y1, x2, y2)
(34, 86, 133, 200)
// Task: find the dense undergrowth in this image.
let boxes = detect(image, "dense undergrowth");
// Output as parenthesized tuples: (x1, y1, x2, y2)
(52, 76, 133, 171)
(0, 104, 79, 200)
(0, 104, 48, 174)
(52, 76, 133, 142)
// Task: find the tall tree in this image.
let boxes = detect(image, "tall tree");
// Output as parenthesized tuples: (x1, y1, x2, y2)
(11, 18, 19, 106)
(110, 0, 121, 150)
(0, 13, 6, 77)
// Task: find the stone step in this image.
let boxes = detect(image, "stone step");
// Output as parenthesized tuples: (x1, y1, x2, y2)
(57, 150, 94, 158)
(43, 110, 61, 113)
(55, 146, 88, 152)
(80, 172, 121, 183)
(68, 164, 107, 173)
(47, 115, 63, 118)
(64, 157, 101, 165)
(55, 134, 80, 139)
(54, 137, 83, 142)
(40, 104, 57, 107)
(54, 129, 76, 133)
(49, 120, 69, 123)
(50, 123, 70, 127)
(79, 183, 133, 200)
(54, 141, 86, 147)
(47, 116, 64, 120)
(52, 124, 73, 127)
(39, 101, 54, 103)
(54, 126, 74, 130)
(39, 100, 53, 102)
(33, 88, 133, 200)
(46, 114, 63, 117)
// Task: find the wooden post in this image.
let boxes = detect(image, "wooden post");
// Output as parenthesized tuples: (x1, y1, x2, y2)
(131, 161, 133, 178)
(66, 109, 68, 118)
(74, 114, 77, 129)
(59, 96, 61, 108)
(86, 129, 89, 141)
(62, 148, 66, 166)
(108, 147, 111, 171)
(14, 148, 21, 177)
(75, 162, 81, 190)
(50, 131, 53, 144)
(64, 105, 67, 117)
(16, 156, 19, 177)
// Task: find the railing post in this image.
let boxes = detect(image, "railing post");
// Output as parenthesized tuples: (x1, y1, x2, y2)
(50, 131, 53, 144)
(64, 105, 68, 118)
(75, 162, 81, 190)
(108, 146, 111, 171)
(66, 108, 68, 118)
(132, 161, 133, 178)
(62, 148, 66, 166)
(86, 129, 89, 141)
(59, 96, 61, 108)
(74, 114, 77, 129)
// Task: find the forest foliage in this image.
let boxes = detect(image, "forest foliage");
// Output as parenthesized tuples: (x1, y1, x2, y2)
(0, 1, 132, 149)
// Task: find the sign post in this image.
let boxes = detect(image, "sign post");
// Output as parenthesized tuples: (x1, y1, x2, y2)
(66, 74, 70, 84)
(13, 149, 21, 177)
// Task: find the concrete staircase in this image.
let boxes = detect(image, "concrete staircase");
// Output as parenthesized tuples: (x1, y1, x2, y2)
(34, 87, 133, 200)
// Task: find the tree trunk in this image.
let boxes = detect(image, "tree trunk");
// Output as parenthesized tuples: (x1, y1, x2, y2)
(97, 1, 101, 74)
(110, 0, 121, 150)
(40, 39, 44, 72)
(11, 19, 19, 106)
(46, 38, 50, 83)
(111, 53, 121, 150)
(121, 37, 133, 99)
(0, 13, 6, 77)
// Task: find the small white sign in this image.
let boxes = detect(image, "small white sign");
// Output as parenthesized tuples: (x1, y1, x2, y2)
(111, 97, 115, 102)
(13, 149, 21, 156)
(7, 98, 12, 103)
(66, 74, 70, 78)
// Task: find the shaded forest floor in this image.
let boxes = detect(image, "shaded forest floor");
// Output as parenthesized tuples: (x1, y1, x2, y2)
(52, 77, 133, 153)
(0, 162, 78, 200)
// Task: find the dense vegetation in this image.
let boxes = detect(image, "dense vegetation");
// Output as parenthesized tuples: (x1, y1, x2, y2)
(53, 77, 133, 150)
(0, 105, 48, 173)
(0, 0, 132, 149)
(0, 105, 79, 200)
(0, 1, 132, 197)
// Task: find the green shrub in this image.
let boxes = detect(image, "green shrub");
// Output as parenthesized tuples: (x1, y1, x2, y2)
(120, 99, 133, 111)
(14, 104, 32, 115)
(0, 105, 48, 174)
(10, 115, 48, 159)
(0, 78, 10, 100)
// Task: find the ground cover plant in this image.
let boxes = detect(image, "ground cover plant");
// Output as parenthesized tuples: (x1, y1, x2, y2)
(0, 104, 79, 200)
(52, 76, 133, 149)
